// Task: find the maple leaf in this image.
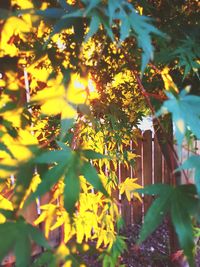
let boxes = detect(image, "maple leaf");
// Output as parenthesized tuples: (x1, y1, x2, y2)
(119, 178, 142, 202)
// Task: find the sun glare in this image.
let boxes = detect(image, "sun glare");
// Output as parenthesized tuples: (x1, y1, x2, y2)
(88, 78, 96, 93)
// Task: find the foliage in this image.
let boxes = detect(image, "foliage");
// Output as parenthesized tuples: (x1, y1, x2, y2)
(0, 0, 199, 266)
(137, 184, 199, 267)
(157, 89, 200, 150)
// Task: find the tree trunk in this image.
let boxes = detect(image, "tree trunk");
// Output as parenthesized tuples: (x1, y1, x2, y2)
(153, 114, 180, 256)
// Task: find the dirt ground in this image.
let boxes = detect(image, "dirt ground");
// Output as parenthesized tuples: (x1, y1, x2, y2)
(83, 222, 200, 267)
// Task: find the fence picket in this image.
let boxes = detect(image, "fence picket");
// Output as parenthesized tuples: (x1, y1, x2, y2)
(132, 134, 143, 224)
(120, 144, 132, 226)
(143, 130, 153, 214)
(154, 135, 162, 184)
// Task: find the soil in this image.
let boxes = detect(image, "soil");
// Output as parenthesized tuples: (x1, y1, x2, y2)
(83, 222, 200, 267)
(120, 223, 171, 267)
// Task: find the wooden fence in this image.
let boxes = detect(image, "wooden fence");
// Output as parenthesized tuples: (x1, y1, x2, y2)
(117, 129, 171, 225)
(117, 130, 200, 224)
(2, 130, 199, 266)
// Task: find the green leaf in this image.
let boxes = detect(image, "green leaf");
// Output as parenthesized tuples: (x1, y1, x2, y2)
(116, 217, 125, 232)
(29, 161, 68, 202)
(108, 0, 121, 24)
(179, 155, 200, 197)
(61, 9, 83, 20)
(138, 187, 172, 244)
(35, 148, 72, 164)
(36, 8, 64, 19)
(60, 118, 74, 141)
(31, 251, 56, 267)
(0, 142, 15, 158)
(45, 17, 76, 45)
(0, 8, 33, 19)
(136, 183, 172, 196)
(56, 140, 72, 151)
(27, 224, 51, 249)
(172, 37, 200, 79)
(58, 0, 69, 10)
(120, 16, 131, 42)
(138, 184, 198, 265)
(129, 13, 163, 73)
(85, 14, 100, 41)
(0, 163, 17, 173)
(64, 166, 80, 215)
(157, 90, 200, 149)
(0, 220, 50, 267)
(171, 191, 195, 267)
(0, 8, 11, 19)
(14, 230, 31, 267)
(0, 101, 16, 113)
(14, 162, 35, 209)
(99, 15, 114, 41)
(174, 184, 199, 216)
(82, 149, 106, 159)
(81, 161, 109, 197)
(0, 222, 18, 261)
(0, 209, 14, 220)
(0, 220, 38, 266)
(84, 0, 101, 15)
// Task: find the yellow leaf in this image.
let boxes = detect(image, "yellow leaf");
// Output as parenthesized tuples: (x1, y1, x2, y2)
(51, 181, 64, 202)
(0, 128, 38, 178)
(34, 204, 56, 238)
(19, 173, 41, 209)
(56, 243, 73, 267)
(28, 56, 52, 84)
(63, 261, 72, 267)
(31, 73, 87, 119)
(79, 175, 92, 193)
(67, 73, 88, 104)
(5, 71, 20, 91)
(96, 228, 116, 250)
(12, 0, 33, 8)
(0, 214, 6, 224)
(75, 211, 97, 243)
(127, 151, 137, 161)
(1, 108, 23, 128)
(0, 17, 31, 56)
(56, 242, 70, 259)
(88, 78, 99, 100)
(51, 210, 75, 243)
(34, 210, 47, 226)
(96, 229, 105, 249)
(119, 178, 142, 202)
(0, 195, 13, 210)
(161, 67, 179, 93)
(0, 195, 13, 224)
(64, 220, 75, 243)
(106, 231, 116, 251)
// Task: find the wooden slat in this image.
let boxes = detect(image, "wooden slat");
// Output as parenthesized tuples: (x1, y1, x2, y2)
(132, 135, 143, 224)
(143, 130, 153, 214)
(120, 144, 132, 226)
(164, 158, 170, 185)
(110, 160, 120, 210)
(20, 201, 38, 224)
(154, 134, 162, 184)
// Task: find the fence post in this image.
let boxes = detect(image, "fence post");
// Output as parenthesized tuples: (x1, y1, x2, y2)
(154, 134, 162, 184)
(143, 130, 153, 214)
(132, 133, 143, 224)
